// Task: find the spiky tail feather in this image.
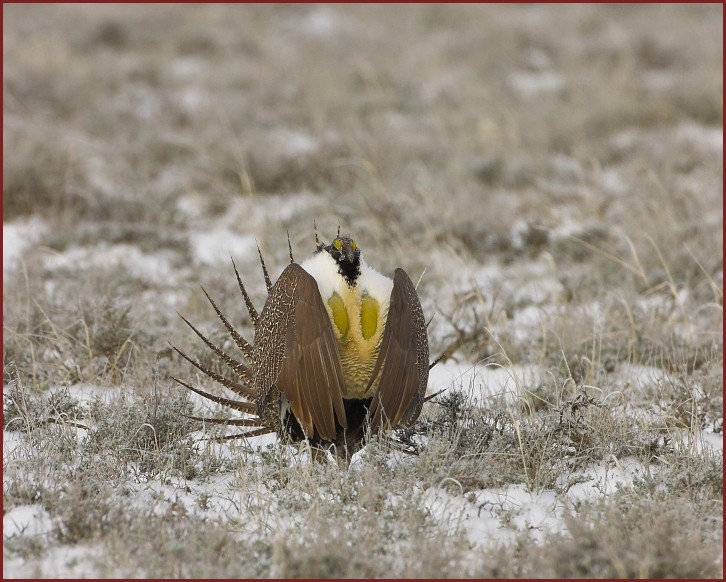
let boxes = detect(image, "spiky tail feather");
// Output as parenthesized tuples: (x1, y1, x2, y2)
(175, 313, 251, 382)
(231, 258, 259, 327)
(182, 414, 265, 427)
(175, 254, 277, 441)
(171, 375, 256, 414)
(199, 287, 254, 362)
(169, 343, 253, 399)
(257, 244, 273, 292)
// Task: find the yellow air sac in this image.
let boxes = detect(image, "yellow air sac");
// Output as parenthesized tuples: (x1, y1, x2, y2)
(360, 295, 379, 340)
(328, 293, 349, 336)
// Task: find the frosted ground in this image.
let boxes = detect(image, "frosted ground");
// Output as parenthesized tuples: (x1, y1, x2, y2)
(3, 4, 723, 578)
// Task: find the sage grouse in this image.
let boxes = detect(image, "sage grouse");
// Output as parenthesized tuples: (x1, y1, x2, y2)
(172, 232, 430, 463)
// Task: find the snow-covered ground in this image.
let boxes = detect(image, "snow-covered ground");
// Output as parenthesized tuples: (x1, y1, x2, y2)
(4, 352, 722, 576)
(3, 181, 723, 575)
(3, 3, 722, 577)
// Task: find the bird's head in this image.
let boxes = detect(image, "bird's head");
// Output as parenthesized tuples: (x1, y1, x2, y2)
(318, 234, 361, 285)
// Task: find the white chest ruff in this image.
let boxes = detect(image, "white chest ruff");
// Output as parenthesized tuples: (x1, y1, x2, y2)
(300, 252, 393, 397)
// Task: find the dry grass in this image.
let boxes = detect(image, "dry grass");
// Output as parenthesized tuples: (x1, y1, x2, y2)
(3, 3, 722, 578)
(467, 492, 723, 578)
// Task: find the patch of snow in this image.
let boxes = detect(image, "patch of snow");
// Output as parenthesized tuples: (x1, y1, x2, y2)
(610, 362, 671, 393)
(643, 70, 676, 90)
(3, 429, 24, 454)
(178, 193, 326, 241)
(429, 360, 543, 405)
(509, 218, 530, 251)
(175, 193, 207, 219)
(423, 456, 652, 552)
(170, 56, 204, 80)
(3, 217, 48, 278)
(132, 472, 242, 521)
(634, 290, 675, 314)
(63, 383, 123, 406)
(700, 429, 723, 453)
(42, 243, 177, 285)
(423, 483, 565, 548)
(564, 456, 645, 501)
(674, 122, 723, 152)
(672, 428, 724, 456)
(267, 129, 319, 158)
(508, 71, 564, 95)
(296, 6, 341, 38)
(3, 504, 55, 540)
(227, 192, 326, 230)
(456, 256, 564, 308)
(83, 152, 121, 197)
(264, 194, 321, 231)
(600, 167, 626, 194)
(550, 154, 583, 178)
(610, 128, 639, 151)
(610, 123, 723, 155)
(175, 87, 207, 114)
(189, 228, 257, 266)
(512, 276, 564, 307)
(510, 304, 545, 341)
(524, 48, 553, 71)
(3, 543, 102, 578)
(138, 287, 190, 311)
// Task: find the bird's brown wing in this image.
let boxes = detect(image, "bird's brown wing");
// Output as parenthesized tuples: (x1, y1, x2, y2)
(366, 268, 429, 432)
(253, 263, 347, 441)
